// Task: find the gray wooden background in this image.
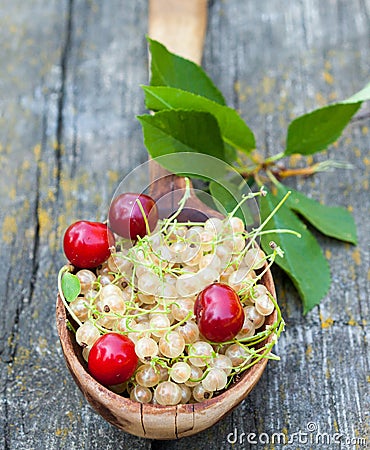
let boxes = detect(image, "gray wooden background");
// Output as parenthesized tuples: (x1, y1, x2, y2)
(0, 1, 369, 449)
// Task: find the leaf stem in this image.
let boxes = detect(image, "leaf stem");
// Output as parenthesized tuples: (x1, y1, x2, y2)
(264, 152, 285, 164)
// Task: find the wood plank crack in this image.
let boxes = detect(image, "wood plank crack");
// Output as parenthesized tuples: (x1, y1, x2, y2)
(55, 0, 74, 199)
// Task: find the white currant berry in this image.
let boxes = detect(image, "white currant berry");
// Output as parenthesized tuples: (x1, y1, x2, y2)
(159, 331, 185, 358)
(135, 337, 159, 362)
(178, 384, 192, 404)
(107, 251, 133, 276)
(149, 314, 171, 338)
(202, 368, 228, 392)
(188, 341, 213, 367)
(184, 365, 203, 387)
(135, 364, 160, 388)
(69, 297, 89, 322)
(156, 364, 169, 382)
(209, 354, 233, 376)
(171, 298, 194, 321)
(236, 316, 255, 339)
(130, 385, 152, 404)
(137, 272, 161, 296)
(225, 343, 251, 367)
(76, 320, 100, 347)
(244, 305, 265, 329)
(204, 217, 224, 234)
(154, 381, 182, 406)
(116, 317, 137, 333)
(128, 323, 151, 343)
(156, 283, 177, 300)
(76, 269, 96, 294)
(244, 247, 266, 270)
(229, 217, 245, 234)
(82, 345, 91, 362)
(255, 294, 274, 316)
(197, 267, 219, 287)
(192, 383, 213, 402)
(101, 294, 126, 315)
(99, 284, 122, 301)
(170, 361, 192, 383)
(178, 321, 199, 344)
(176, 273, 202, 297)
(199, 253, 221, 272)
(199, 230, 215, 252)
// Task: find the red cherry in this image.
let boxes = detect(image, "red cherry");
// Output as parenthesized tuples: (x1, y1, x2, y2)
(108, 193, 158, 239)
(194, 283, 244, 343)
(88, 333, 138, 386)
(63, 221, 115, 269)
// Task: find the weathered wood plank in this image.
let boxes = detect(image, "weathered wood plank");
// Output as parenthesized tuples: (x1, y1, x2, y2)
(0, 0, 369, 449)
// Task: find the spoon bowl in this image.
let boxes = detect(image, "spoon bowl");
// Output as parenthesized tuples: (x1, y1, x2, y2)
(56, 272, 277, 439)
(56, 162, 278, 438)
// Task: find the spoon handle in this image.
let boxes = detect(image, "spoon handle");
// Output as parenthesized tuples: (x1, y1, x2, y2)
(148, 0, 208, 65)
(147, 0, 221, 220)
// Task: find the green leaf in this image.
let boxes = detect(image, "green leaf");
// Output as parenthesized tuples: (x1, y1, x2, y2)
(343, 81, 370, 103)
(274, 181, 357, 244)
(285, 102, 361, 155)
(284, 81, 370, 156)
(148, 38, 226, 105)
(61, 272, 81, 303)
(137, 110, 226, 162)
(142, 86, 255, 153)
(260, 190, 331, 314)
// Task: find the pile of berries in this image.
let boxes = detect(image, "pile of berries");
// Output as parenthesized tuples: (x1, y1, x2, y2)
(59, 189, 283, 406)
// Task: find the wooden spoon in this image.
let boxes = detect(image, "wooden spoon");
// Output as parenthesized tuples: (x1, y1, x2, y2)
(56, 0, 278, 439)
(147, 0, 222, 222)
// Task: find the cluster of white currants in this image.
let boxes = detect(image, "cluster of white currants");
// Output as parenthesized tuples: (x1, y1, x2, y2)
(70, 215, 277, 405)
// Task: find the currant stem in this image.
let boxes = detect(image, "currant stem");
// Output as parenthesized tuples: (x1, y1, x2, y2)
(136, 198, 152, 236)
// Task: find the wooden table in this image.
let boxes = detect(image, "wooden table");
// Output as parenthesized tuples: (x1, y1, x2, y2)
(1, 1, 369, 448)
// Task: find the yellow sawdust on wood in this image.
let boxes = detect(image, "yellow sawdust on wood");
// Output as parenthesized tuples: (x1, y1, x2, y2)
(33, 144, 41, 159)
(353, 147, 361, 157)
(306, 155, 313, 165)
(262, 76, 276, 95)
(289, 154, 302, 168)
(258, 101, 274, 114)
(315, 92, 326, 105)
(107, 170, 119, 185)
(305, 344, 313, 359)
(9, 187, 16, 200)
(38, 207, 52, 235)
(2, 215, 17, 244)
(320, 314, 334, 329)
(352, 249, 361, 266)
(323, 71, 334, 85)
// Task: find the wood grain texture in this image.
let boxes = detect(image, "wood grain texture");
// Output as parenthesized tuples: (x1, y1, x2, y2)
(0, 0, 369, 449)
